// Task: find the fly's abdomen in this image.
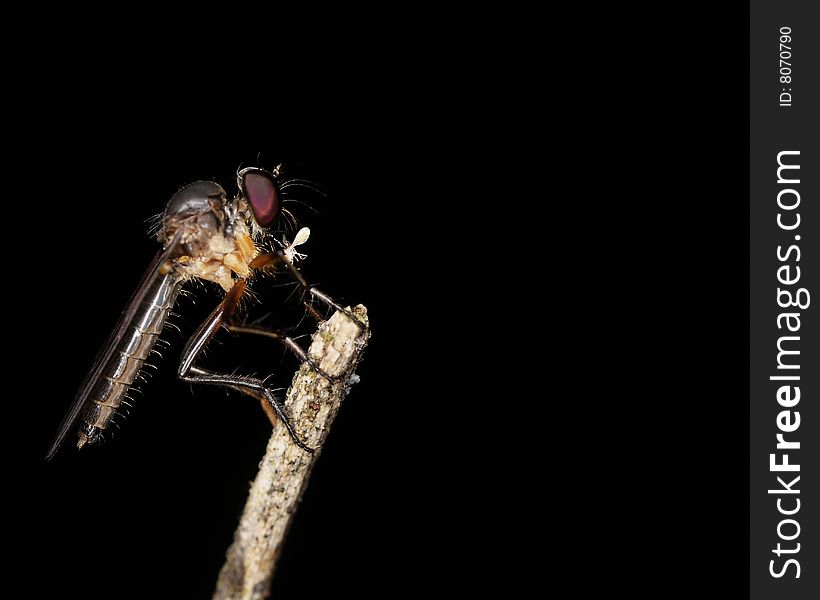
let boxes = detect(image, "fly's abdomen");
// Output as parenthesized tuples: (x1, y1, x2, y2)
(78, 273, 182, 447)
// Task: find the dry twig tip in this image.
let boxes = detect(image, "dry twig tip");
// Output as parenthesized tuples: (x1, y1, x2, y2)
(213, 305, 370, 600)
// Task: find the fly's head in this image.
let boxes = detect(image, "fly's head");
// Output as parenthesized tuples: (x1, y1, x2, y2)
(236, 166, 316, 266)
(236, 166, 283, 235)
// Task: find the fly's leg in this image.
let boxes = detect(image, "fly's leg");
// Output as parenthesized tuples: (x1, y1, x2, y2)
(227, 324, 342, 382)
(184, 367, 312, 453)
(250, 250, 366, 329)
(177, 280, 314, 453)
(244, 251, 366, 384)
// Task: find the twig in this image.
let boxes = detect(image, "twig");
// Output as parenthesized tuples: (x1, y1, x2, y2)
(213, 305, 370, 600)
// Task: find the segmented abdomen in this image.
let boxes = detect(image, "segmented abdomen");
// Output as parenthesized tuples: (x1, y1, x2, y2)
(78, 272, 182, 446)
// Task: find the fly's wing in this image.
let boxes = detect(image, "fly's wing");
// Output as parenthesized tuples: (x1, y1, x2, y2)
(45, 246, 177, 460)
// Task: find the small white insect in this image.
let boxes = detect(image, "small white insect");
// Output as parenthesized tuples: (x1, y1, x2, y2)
(283, 227, 310, 263)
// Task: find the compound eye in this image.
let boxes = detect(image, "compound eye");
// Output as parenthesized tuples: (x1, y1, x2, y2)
(240, 168, 280, 227)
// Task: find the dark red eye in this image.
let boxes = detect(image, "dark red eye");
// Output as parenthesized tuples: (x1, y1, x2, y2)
(240, 168, 280, 227)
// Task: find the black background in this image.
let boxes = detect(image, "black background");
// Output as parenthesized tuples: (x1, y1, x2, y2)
(3, 6, 754, 598)
(5, 9, 483, 598)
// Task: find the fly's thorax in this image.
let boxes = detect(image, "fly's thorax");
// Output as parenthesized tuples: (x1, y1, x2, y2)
(160, 181, 231, 255)
(174, 219, 258, 291)
(159, 181, 261, 291)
